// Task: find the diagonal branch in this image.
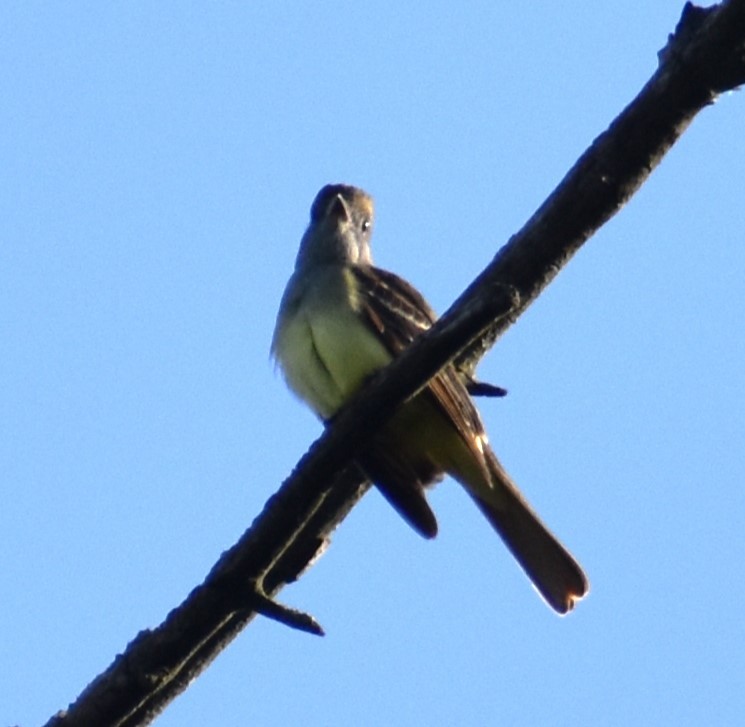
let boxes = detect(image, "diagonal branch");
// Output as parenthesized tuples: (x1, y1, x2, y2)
(45, 2, 745, 726)
(457, 0, 745, 370)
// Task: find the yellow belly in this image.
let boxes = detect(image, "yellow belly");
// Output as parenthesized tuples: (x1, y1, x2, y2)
(272, 267, 392, 419)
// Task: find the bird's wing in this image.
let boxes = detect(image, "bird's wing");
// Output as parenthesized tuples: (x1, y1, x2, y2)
(352, 264, 490, 466)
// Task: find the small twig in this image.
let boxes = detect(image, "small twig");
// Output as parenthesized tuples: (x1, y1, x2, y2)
(247, 589, 325, 637)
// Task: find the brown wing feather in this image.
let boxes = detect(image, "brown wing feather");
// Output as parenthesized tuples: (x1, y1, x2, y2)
(354, 266, 489, 442)
(352, 265, 492, 485)
(352, 265, 436, 350)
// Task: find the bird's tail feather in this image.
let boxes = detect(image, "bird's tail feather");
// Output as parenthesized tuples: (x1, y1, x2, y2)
(471, 453, 589, 614)
(359, 447, 440, 539)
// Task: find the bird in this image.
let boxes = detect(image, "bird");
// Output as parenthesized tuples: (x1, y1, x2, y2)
(271, 183, 589, 614)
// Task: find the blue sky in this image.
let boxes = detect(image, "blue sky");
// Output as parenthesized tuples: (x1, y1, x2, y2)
(2, 3, 744, 726)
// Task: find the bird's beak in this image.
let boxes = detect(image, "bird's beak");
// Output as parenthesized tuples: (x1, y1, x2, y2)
(325, 193, 350, 223)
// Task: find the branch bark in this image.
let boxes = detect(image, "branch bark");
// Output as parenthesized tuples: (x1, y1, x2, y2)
(45, 3, 745, 726)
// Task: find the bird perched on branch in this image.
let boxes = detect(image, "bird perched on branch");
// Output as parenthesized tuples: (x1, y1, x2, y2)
(272, 183, 588, 614)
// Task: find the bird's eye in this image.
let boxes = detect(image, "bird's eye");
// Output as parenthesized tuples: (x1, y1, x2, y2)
(361, 218, 371, 232)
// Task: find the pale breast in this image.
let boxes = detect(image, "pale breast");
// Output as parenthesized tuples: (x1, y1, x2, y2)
(273, 266, 392, 420)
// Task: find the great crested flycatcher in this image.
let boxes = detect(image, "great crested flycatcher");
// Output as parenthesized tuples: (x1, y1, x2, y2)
(271, 184, 588, 613)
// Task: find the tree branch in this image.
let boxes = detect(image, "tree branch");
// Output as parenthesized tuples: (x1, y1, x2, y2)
(45, 3, 745, 726)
